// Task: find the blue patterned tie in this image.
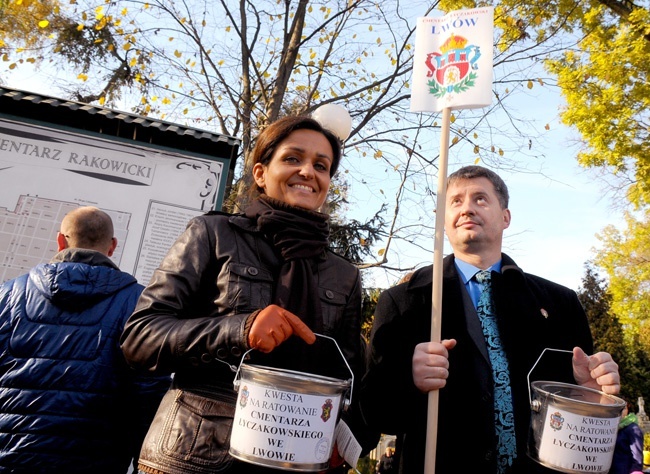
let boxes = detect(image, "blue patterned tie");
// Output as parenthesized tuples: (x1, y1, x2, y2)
(475, 270, 516, 472)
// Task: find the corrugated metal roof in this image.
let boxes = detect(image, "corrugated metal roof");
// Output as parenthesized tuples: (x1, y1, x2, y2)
(0, 86, 240, 148)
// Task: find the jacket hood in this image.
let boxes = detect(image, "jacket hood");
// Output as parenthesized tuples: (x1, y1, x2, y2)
(30, 250, 137, 310)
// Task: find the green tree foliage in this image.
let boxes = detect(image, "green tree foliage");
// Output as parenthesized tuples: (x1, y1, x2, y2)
(545, 3, 650, 208)
(593, 210, 650, 335)
(577, 264, 650, 401)
(577, 265, 625, 358)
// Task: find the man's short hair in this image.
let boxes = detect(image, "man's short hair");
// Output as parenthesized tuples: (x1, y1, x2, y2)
(448, 165, 509, 209)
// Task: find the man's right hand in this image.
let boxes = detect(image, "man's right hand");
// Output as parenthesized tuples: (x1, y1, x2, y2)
(412, 339, 457, 392)
(248, 304, 316, 353)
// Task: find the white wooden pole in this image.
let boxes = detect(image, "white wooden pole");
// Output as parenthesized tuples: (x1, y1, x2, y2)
(423, 106, 451, 474)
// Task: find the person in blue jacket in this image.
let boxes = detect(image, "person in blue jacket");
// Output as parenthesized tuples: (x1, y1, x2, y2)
(0, 206, 170, 473)
(610, 398, 645, 474)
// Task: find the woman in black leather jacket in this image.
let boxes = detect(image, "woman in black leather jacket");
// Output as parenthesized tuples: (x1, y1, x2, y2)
(120, 115, 368, 474)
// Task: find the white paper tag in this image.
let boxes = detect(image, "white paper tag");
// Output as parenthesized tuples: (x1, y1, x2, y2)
(335, 419, 362, 469)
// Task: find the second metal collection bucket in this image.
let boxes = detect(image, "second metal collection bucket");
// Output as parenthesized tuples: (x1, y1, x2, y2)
(229, 334, 353, 472)
(527, 349, 625, 474)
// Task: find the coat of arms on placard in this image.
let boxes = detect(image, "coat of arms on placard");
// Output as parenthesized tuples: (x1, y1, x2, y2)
(321, 398, 333, 422)
(549, 411, 565, 431)
(424, 34, 482, 97)
(239, 386, 249, 408)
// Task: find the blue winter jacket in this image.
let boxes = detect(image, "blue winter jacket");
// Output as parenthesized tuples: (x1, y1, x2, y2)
(0, 249, 170, 473)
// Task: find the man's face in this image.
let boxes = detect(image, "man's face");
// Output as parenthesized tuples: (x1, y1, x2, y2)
(444, 177, 511, 254)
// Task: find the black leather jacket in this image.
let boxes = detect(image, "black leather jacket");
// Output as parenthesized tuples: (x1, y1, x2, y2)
(120, 212, 363, 474)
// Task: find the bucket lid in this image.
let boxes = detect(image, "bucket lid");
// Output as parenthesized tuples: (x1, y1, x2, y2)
(531, 381, 625, 408)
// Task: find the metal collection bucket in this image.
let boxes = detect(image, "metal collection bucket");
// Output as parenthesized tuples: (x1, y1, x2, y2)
(229, 333, 353, 472)
(527, 350, 625, 474)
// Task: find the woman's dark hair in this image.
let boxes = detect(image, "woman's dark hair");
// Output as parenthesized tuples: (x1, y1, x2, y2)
(248, 115, 342, 196)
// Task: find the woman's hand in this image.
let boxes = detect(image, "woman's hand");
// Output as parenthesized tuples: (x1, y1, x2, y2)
(248, 304, 316, 353)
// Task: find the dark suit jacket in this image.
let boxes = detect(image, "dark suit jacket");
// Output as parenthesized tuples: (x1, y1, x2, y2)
(360, 253, 594, 474)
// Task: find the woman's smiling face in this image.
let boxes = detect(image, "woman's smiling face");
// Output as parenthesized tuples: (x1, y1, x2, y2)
(252, 129, 333, 210)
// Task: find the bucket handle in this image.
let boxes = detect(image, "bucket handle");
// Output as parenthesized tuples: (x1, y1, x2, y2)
(231, 333, 355, 410)
(527, 347, 573, 409)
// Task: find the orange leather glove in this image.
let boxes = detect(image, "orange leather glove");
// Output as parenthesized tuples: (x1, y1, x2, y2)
(248, 304, 316, 353)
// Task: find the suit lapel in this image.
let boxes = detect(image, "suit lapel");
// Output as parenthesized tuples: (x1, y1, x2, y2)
(442, 255, 492, 368)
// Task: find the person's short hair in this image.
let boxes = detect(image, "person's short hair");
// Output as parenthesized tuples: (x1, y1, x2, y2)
(61, 207, 114, 250)
(248, 115, 342, 197)
(448, 165, 509, 209)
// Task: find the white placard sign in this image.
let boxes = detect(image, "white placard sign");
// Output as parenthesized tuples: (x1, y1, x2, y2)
(231, 380, 341, 466)
(538, 404, 619, 473)
(0, 118, 228, 285)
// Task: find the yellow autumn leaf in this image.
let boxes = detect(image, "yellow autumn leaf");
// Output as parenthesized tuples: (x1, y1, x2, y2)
(498, 148, 504, 156)
(76, 24, 84, 31)
(452, 136, 459, 145)
(162, 97, 171, 105)
(473, 145, 479, 154)
(123, 43, 131, 50)
(474, 157, 481, 164)
(226, 26, 231, 32)
(183, 108, 188, 115)
(450, 114, 456, 123)
(99, 96, 106, 105)
(174, 50, 182, 58)
(95, 6, 104, 21)
(527, 80, 533, 89)
(378, 248, 385, 256)
(77, 73, 88, 81)
(38, 20, 49, 28)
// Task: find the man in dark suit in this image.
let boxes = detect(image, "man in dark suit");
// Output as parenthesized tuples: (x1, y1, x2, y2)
(359, 165, 620, 474)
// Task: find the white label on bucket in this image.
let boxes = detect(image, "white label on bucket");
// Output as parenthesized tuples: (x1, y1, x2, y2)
(231, 380, 341, 465)
(538, 402, 619, 473)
